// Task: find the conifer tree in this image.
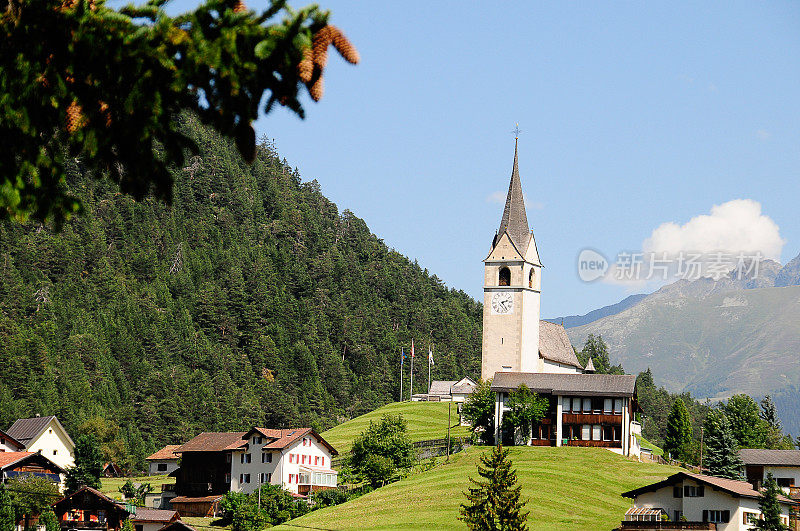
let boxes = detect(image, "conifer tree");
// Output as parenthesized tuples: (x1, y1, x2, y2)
(0, 484, 14, 531)
(664, 398, 693, 462)
(704, 410, 744, 480)
(459, 445, 529, 531)
(65, 434, 103, 493)
(754, 473, 788, 531)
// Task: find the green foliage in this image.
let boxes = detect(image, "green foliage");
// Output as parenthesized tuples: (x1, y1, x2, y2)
(0, 0, 360, 225)
(664, 398, 693, 462)
(576, 334, 624, 374)
(0, 120, 482, 467)
(65, 434, 103, 493)
(118, 480, 152, 506)
(0, 484, 15, 531)
(703, 410, 743, 480)
(501, 384, 549, 444)
(309, 488, 348, 509)
(724, 394, 767, 448)
(459, 445, 528, 531)
(221, 485, 307, 529)
(760, 396, 794, 450)
(38, 510, 59, 531)
(121, 518, 134, 531)
(754, 473, 789, 531)
(350, 414, 415, 488)
(462, 379, 496, 445)
(5, 475, 60, 525)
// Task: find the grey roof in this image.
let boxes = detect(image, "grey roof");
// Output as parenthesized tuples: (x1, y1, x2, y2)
(495, 139, 530, 255)
(6, 415, 74, 447)
(491, 372, 637, 397)
(539, 321, 583, 369)
(429, 380, 457, 395)
(451, 377, 477, 394)
(739, 449, 800, 467)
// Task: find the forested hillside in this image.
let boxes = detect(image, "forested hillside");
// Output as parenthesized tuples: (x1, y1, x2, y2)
(0, 116, 482, 469)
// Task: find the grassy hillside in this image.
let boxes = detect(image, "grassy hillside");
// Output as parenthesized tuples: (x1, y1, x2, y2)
(322, 401, 471, 454)
(99, 474, 174, 501)
(275, 446, 681, 530)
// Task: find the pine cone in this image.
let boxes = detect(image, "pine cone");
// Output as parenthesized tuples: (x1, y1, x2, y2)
(312, 26, 334, 69)
(232, 0, 246, 13)
(66, 101, 85, 133)
(308, 76, 324, 102)
(298, 47, 314, 83)
(330, 26, 359, 64)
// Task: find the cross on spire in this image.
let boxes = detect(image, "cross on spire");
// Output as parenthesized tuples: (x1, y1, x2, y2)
(512, 123, 521, 139)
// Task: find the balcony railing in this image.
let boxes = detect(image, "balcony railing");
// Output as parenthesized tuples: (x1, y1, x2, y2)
(59, 521, 109, 530)
(620, 522, 716, 530)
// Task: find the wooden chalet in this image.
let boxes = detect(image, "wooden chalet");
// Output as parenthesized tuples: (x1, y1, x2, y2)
(0, 451, 64, 484)
(53, 486, 130, 531)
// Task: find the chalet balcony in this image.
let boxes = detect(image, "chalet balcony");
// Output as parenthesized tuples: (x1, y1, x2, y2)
(619, 523, 716, 530)
(562, 413, 623, 425)
(566, 439, 621, 448)
(59, 521, 110, 531)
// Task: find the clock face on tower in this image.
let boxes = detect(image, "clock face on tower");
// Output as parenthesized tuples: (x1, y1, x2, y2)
(491, 291, 514, 315)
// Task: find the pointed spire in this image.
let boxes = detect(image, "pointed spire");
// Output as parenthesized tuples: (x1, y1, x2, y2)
(584, 357, 596, 373)
(497, 138, 530, 253)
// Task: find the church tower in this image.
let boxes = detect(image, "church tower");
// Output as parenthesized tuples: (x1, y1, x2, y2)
(481, 139, 542, 380)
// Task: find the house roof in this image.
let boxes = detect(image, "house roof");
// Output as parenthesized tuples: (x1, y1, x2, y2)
(490, 372, 636, 397)
(0, 451, 65, 473)
(170, 495, 224, 504)
(53, 486, 131, 515)
(538, 321, 583, 369)
(739, 449, 800, 467)
(131, 508, 179, 523)
(158, 521, 196, 531)
(451, 377, 477, 394)
(146, 445, 182, 461)
(495, 139, 530, 255)
(621, 472, 798, 505)
(429, 381, 457, 396)
(0, 428, 25, 450)
(253, 428, 338, 456)
(175, 432, 248, 453)
(6, 415, 74, 447)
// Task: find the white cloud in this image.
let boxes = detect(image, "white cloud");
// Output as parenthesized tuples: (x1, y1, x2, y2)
(642, 199, 784, 261)
(756, 130, 771, 141)
(486, 191, 544, 210)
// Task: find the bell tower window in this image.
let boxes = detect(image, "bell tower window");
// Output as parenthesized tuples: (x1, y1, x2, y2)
(529, 269, 535, 288)
(498, 267, 511, 286)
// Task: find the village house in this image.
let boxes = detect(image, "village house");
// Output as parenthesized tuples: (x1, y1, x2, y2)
(53, 486, 131, 531)
(170, 427, 337, 516)
(6, 416, 75, 470)
(427, 377, 478, 402)
(740, 449, 800, 495)
(129, 508, 180, 531)
(0, 451, 64, 485)
(620, 471, 798, 530)
(0, 429, 25, 453)
(481, 140, 641, 454)
(145, 445, 181, 476)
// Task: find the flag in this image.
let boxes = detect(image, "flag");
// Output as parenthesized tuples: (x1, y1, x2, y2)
(428, 347, 434, 366)
(411, 339, 415, 358)
(401, 348, 406, 364)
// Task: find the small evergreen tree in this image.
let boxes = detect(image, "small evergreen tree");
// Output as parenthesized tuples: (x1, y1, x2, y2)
(724, 394, 767, 448)
(459, 445, 528, 531)
(65, 434, 103, 494)
(664, 398, 693, 462)
(703, 410, 743, 480)
(350, 414, 414, 488)
(754, 473, 788, 531)
(462, 379, 496, 445)
(0, 484, 14, 531)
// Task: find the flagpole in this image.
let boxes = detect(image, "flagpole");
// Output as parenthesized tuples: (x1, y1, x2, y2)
(400, 348, 404, 402)
(410, 339, 414, 401)
(428, 344, 432, 394)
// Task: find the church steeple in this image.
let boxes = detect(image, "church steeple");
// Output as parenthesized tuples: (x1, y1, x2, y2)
(497, 138, 530, 254)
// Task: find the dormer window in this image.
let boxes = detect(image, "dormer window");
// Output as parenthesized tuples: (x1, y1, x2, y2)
(498, 267, 510, 286)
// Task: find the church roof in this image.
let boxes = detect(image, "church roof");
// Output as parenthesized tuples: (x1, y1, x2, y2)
(538, 321, 583, 369)
(495, 139, 530, 255)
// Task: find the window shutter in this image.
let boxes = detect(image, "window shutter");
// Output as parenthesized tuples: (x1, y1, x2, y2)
(684, 485, 690, 497)
(698, 485, 705, 497)
(673, 486, 681, 498)
(722, 510, 729, 523)
(702, 510, 708, 522)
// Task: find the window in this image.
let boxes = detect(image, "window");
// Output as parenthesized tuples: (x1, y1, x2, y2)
(314, 456, 319, 465)
(603, 399, 612, 413)
(674, 511, 682, 522)
(321, 457, 325, 467)
(672, 486, 683, 498)
(498, 267, 510, 286)
(262, 452, 272, 464)
(157, 463, 168, 472)
(703, 510, 729, 523)
(241, 453, 251, 464)
(581, 425, 590, 440)
(602, 426, 613, 441)
(135, 525, 143, 531)
(260, 473, 271, 483)
(244, 474, 250, 484)
(53, 450, 58, 456)
(253, 436, 262, 444)
(289, 454, 294, 464)
(302, 455, 306, 464)
(226, 453, 232, 463)
(592, 425, 601, 441)
(776, 478, 793, 488)
(684, 485, 705, 497)
(613, 426, 621, 441)
(582, 398, 591, 413)
(614, 398, 623, 414)
(528, 269, 534, 288)
(743, 512, 758, 525)
(225, 473, 231, 484)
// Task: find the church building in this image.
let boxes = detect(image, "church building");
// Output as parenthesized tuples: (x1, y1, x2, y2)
(483, 139, 641, 457)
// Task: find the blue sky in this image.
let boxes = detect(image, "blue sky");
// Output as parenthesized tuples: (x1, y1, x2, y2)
(165, 1, 800, 317)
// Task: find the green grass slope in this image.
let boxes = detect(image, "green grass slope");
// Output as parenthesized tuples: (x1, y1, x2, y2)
(99, 475, 175, 501)
(275, 446, 681, 530)
(321, 401, 471, 455)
